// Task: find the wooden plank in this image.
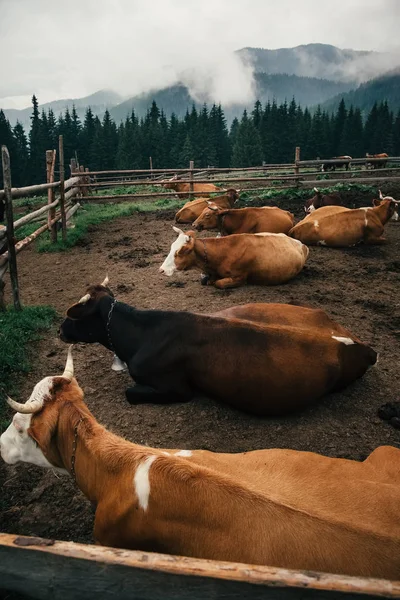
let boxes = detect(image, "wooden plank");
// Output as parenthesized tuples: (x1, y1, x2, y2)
(0, 534, 398, 600)
(189, 160, 194, 199)
(0, 180, 60, 201)
(1, 145, 21, 311)
(46, 149, 57, 243)
(59, 135, 67, 242)
(82, 175, 301, 187)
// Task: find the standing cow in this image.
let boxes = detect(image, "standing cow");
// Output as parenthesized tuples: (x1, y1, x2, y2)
(366, 153, 389, 169)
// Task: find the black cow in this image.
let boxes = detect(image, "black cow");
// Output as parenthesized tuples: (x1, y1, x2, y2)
(58, 277, 377, 416)
(321, 156, 352, 172)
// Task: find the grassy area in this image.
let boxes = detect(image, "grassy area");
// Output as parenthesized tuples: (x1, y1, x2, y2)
(240, 182, 379, 204)
(0, 305, 57, 431)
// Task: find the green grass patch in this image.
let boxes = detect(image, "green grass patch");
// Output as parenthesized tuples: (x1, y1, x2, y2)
(36, 197, 183, 252)
(0, 305, 57, 431)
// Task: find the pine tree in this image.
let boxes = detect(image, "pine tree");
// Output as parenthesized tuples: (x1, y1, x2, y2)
(0, 110, 16, 189)
(80, 107, 96, 168)
(209, 104, 230, 167)
(12, 122, 29, 187)
(332, 99, 347, 156)
(232, 110, 263, 167)
(28, 95, 45, 182)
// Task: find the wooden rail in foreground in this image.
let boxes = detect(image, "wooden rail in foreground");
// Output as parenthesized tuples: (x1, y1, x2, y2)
(0, 534, 399, 600)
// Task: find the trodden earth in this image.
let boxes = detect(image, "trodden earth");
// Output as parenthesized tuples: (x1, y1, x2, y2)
(0, 192, 399, 549)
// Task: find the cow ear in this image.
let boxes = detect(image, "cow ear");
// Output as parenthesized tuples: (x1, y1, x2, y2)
(177, 234, 195, 255)
(372, 198, 381, 207)
(66, 297, 98, 320)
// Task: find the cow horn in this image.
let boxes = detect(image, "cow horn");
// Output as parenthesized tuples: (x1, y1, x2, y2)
(78, 293, 91, 304)
(173, 226, 184, 236)
(313, 187, 319, 193)
(379, 189, 384, 200)
(6, 395, 43, 414)
(62, 345, 74, 382)
(101, 275, 109, 287)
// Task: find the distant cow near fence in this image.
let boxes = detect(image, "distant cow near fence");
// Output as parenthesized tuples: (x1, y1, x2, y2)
(366, 153, 389, 169)
(321, 156, 352, 172)
(162, 175, 222, 199)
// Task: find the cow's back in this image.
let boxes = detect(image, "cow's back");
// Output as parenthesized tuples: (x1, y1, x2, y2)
(246, 233, 309, 283)
(176, 193, 230, 223)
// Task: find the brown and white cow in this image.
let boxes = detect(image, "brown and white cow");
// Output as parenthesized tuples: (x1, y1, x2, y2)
(375, 190, 399, 221)
(162, 174, 222, 199)
(366, 153, 389, 169)
(160, 227, 309, 288)
(2, 348, 399, 579)
(175, 189, 239, 224)
(289, 198, 398, 247)
(192, 204, 294, 235)
(304, 188, 342, 214)
(321, 156, 352, 172)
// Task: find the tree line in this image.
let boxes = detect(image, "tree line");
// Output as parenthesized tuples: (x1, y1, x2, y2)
(1, 95, 399, 187)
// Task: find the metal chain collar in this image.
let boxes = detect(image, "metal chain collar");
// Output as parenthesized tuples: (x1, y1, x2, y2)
(70, 417, 86, 482)
(106, 298, 117, 351)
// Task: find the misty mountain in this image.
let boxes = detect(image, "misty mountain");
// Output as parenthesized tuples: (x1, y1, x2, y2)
(2, 90, 123, 129)
(320, 68, 400, 115)
(109, 73, 354, 123)
(237, 43, 398, 83)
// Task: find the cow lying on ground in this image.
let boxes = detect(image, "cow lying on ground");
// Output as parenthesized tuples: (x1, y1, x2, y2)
(1, 350, 398, 578)
(289, 198, 398, 247)
(192, 204, 294, 235)
(375, 189, 399, 221)
(304, 187, 342, 214)
(160, 228, 308, 288)
(175, 189, 239, 224)
(162, 174, 221, 199)
(58, 279, 376, 413)
(321, 156, 352, 172)
(0, 351, 400, 580)
(366, 153, 389, 169)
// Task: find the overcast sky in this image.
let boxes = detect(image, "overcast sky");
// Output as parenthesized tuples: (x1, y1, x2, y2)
(1, 0, 399, 109)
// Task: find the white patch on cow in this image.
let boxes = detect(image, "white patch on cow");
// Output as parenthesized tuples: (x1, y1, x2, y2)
(134, 455, 157, 511)
(159, 230, 190, 276)
(175, 450, 192, 457)
(0, 412, 54, 469)
(254, 232, 286, 237)
(392, 211, 399, 222)
(111, 355, 127, 372)
(162, 451, 170, 456)
(307, 204, 316, 214)
(332, 336, 355, 345)
(318, 240, 327, 246)
(314, 220, 319, 230)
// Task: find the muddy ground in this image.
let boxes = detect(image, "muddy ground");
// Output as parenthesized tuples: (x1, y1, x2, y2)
(0, 192, 399, 552)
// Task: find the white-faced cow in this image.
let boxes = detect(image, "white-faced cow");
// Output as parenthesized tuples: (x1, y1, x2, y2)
(1, 348, 398, 578)
(58, 281, 376, 414)
(304, 188, 342, 214)
(375, 190, 399, 221)
(192, 204, 294, 235)
(289, 198, 398, 247)
(160, 227, 309, 288)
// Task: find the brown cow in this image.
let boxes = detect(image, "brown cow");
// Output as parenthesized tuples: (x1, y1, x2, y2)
(3, 350, 400, 579)
(192, 204, 294, 235)
(162, 174, 222, 199)
(160, 228, 309, 288)
(304, 187, 342, 214)
(366, 153, 389, 169)
(175, 189, 239, 224)
(289, 199, 398, 247)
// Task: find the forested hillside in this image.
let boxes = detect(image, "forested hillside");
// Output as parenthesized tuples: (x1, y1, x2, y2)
(1, 94, 399, 188)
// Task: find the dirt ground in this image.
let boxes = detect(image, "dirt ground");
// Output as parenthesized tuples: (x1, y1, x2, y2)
(0, 193, 399, 549)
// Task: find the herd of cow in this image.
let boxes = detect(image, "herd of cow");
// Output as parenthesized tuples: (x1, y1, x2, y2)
(1, 177, 400, 580)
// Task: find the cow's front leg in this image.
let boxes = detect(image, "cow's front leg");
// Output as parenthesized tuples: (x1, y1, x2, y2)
(213, 276, 246, 289)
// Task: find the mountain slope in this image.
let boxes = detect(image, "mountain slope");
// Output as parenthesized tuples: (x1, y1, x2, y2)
(2, 90, 123, 128)
(321, 69, 400, 114)
(237, 43, 396, 83)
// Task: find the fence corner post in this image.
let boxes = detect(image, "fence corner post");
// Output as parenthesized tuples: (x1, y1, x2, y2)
(1, 145, 21, 311)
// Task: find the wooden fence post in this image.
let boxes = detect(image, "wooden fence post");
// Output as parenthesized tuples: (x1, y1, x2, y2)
(1, 145, 21, 311)
(79, 165, 86, 197)
(189, 160, 194, 199)
(294, 147, 300, 177)
(149, 157, 153, 179)
(70, 158, 77, 177)
(46, 150, 57, 243)
(59, 135, 67, 242)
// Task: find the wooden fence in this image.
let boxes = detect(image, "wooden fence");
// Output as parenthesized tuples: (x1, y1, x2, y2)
(1, 534, 399, 600)
(0, 136, 84, 310)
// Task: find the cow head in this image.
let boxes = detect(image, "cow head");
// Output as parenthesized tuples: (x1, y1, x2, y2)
(192, 202, 222, 230)
(304, 188, 321, 213)
(59, 275, 114, 345)
(373, 192, 399, 222)
(161, 174, 180, 190)
(226, 188, 240, 205)
(0, 346, 82, 472)
(159, 227, 196, 276)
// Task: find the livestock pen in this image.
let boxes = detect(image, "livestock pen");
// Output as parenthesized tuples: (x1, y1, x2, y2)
(1, 146, 400, 599)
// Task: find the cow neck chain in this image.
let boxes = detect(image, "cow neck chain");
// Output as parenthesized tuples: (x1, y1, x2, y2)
(106, 298, 117, 351)
(70, 417, 86, 482)
(217, 213, 226, 235)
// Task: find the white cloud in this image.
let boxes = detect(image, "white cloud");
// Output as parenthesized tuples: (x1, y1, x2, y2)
(0, 0, 399, 109)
